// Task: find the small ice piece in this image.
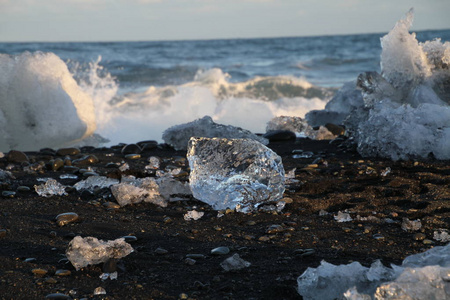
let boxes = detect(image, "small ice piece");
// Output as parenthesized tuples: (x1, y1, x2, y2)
(183, 210, 204, 221)
(266, 116, 315, 137)
(187, 137, 285, 212)
(380, 167, 391, 177)
(157, 177, 191, 200)
(220, 254, 251, 271)
(66, 236, 133, 270)
(401, 218, 422, 231)
(433, 230, 450, 243)
(100, 272, 117, 280)
(374, 266, 450, 300)
(147, 156, 160, 169)
(162, 116, 268, 151)
(60, 174, 78, 180)
(334, 211, 353, 222)
(118, 163, 129, 172)
(110, 177, 167, 207)
(297, 260, 395, 300)
(34, 179, 67, 197)
(73, 176, 119, 192)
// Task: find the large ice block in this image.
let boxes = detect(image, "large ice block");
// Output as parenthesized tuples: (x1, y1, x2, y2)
(66, 236, 133, 270)
(162, 116, 268, 150)
(187, 137, 285, 212)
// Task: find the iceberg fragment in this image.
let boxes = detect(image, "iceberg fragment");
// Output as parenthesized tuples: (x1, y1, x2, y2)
(110, 177, 166, 207)
(34, 179, 67, 197)
(187, 137, 285, 212)
(297, 243, 450, 300)
(73, 176, 119, 192)
(66, 236, 133, 270)
(220, 254, 251, 271)
(162, 116, 268, 150)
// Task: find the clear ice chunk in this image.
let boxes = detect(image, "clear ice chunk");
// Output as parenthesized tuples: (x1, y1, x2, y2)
(434, 230, 450, 243)
(34, 179, 67, 197)
(297, 243, 450, 300)
(266, 116, 314, 136)
(162, 115, 268, 151)
(66, 236, 133, 270)
(220, 254, 251, 271)
(73, 176, 119, 192)
(183, 210, 204, 221)
(401, 218, 422, 231)
(110, 177, 167, 207)
(187, 137, 285, 212)
(335, 211, 353, 222)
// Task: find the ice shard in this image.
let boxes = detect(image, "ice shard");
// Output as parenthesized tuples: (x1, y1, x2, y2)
(34, 179, 67, 197)
(66, 236, 133, 270)
(187, 137, 285, 212)
(73, 176, 119, 192)
(162, 116, 268, 151)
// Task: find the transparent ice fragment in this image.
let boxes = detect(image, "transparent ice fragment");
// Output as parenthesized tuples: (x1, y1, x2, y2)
(434, 230, 450, 243)
(118, 163, 129, 172)
(34, 179, 67, 197)
(147, 156, 160, 169)
(183, 210, 204, 221)
(401, 218, 422, 232)
(73, 176, 119, 192)
(110, 177, 167, 207)
(93, 287, 107, 295)
(100, 272, 117, 280)
(60, 174, 78, 180)
(297, 260, 395, 300)
(162, 116, 268, 151)
(157, 177, 191, 200)
(220, 254, 251, 271)
(187, 137, 285, 212)
(335, 211, 353, 222)
(266, 116, 314, 136)
(66, 236, 133, 270)
(401, 243, 450, 268)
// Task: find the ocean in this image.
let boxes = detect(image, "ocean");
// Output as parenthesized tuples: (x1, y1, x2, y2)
(0, 29, 449, 150)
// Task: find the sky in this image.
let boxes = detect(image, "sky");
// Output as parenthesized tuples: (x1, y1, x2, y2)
(0, 0, 449, 42)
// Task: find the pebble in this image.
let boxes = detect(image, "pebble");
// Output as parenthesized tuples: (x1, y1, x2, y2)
(186, 254, 205, 259)
(373, 234, 385, 240)
(179, 293, 189, 299)
(263, 130, 296, 141)
(2, 191, 15, 198)
(56, 212, 79, 226)
(45, 277, 58, 284)
(51, 158, 64, 171)
(103, 202, 120, 210)
(280, 197, 293, 204)
(243, 235, 255, 240)
(45, 293, 70, 299)
(122, 236, 138, 243)
(258, 236, 271, 242)
(423, 239, 434, 245)
(24, 258, 36, 263)
(83, 171, 99, 177)
(266, 224, 284, 234)
(125, 153, 141, 159)
(32, 268, 48, 276)
(56, 147, 80, 156)
(185, 258, 196, 265)
(72, 155, 99, 165)
(154, 247, 169, 255)
(0, 229, 7, 238)
(121, 143, 142, 154)
(55, 269, 71, 276)
(246, 221, 256, 226)
(7, 150, 29, 163)
(211, 246, 230, 255)
(294, 249, 316, 257)
(17, 186, 31, 192)
(413, 233, 426, 241)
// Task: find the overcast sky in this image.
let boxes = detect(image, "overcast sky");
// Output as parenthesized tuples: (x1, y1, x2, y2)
(0, 0, 449, 42)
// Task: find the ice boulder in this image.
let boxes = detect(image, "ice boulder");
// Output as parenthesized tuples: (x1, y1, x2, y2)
(162, 115, 268, 150)
(297, 243, 450, 300)
(187, 137, 285, 212)
(66, 236, 133, 270)
(0, 52, 96, 151)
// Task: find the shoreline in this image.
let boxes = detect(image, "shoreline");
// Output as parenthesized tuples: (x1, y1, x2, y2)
(0, 138, 449, 299)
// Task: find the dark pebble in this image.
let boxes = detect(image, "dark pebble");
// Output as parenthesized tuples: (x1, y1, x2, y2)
(0, 229, 7, 238)
(56, 212, 79, 226)
(56, 147, 80, 156)
(63, 166, 79, 173)
(45, 293, 71, 300)
(122, 235, 138, 243)
(51, 158, 64, 171)
(17, 186, 31, 192)
(125, 154, 141, 159)
(83, 171, 99, 177)
(263, 130, 296, 142)
(2, 191, 15, 198)
(121, 144, 142, 155)
(7, 150, 29, 163)
(40, 148, 56, 155)
(72, 155, 99, 165)
(324, 123, 345, 136)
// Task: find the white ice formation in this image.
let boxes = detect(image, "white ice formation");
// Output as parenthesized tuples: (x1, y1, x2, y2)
(306, 9, 450, 160)
(220, 254, 251, 271)
(73, 176, 119, 192)
(110, 175, 191, 207)
(34, 179, 67, 197)
(297, 243, 450, 300)
(66, 236, 133, 270)
(187, 137, 285, 212)
(162, 116, 268, 151)
(0, 52, 96, 151)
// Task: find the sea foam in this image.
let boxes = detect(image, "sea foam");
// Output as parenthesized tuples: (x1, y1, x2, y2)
(0, 52, 96, 151)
